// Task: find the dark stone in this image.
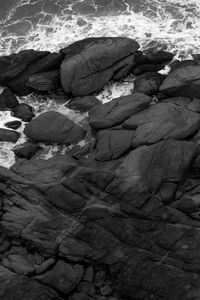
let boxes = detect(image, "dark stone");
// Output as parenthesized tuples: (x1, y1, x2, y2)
(145, 51, 174, 64)
(13, 142, 41, 159)
(0, 128, 19, 143)
(0, 49, 49, 86)
(123, 102, 200, 147)
(95, 130, 134, 161)
(60, 37, 139, 96)
(7, 52, 63, 95)
(27, 70, 61, 92)
(66, 96, 101, 112)
(12, 103, 35, 122)
(5, 121, 21, 130)
(24, 111, 86, 144)
(89, 93, 151, 130)
(38, 261, 84, 294)
(0, 88, 19, 110)
(132, 63, 166, 75)
(160, 62, 200, 97)
(134, 72, 166, 95)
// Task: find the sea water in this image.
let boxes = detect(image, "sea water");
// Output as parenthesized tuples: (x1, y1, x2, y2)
(0, 0, 200, 168)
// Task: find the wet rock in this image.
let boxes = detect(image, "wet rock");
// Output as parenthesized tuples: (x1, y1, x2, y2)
(24, 111, 86, 144)
(35, 258, 55, 274)
(0, 49, 49, 86)
(69, 292, 93, 300)
(95, 130, 134, 161)
(78, 282, 96, 297)
(61, 37, 139, 96)
(89, 93, 151, 130)
(145, 50, 174, 64)
(134, 72, 166, 95)
(100, 285, 112, 296)
(160, 62, 200, 98)
(83, 266, 94, 282)
(12, 103, 35, 122)
(0, 231, 10, 253)
(8, 52, 63, 95)
(123, 102, 200, 147)
(66, 96, 101, 112)
(132, 63, 166, 75)
(0, 128, 19, 143)
(0, 88, 19, 110)
(13, 142, 41, 159)
(39, 261, 84, 294)
(27, 69, 61, 92)
(5, 120, 21, 130)
(2, 254, 35, 275)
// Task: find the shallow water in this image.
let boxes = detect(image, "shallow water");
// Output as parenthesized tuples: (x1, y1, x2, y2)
(0, 0, 199, 167)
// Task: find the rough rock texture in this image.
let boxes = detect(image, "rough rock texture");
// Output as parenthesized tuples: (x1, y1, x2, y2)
(1, 138, 200, 299)
(0, 128, 19, 143)
(0, 88, 19, 110)
(134, 72, 166, 95)
(24, 111, 86, 144)
(12, 103, 35, 122)
(27, 70, 61, 92)
(95, 130, 134, 161)
(13, 142, 41, 159)
(89, 93, 151, 130)
(160, 62, 200, 98)
(60, 37, 140, 96)
(123, 102, 200, 146)
(67, 96, 101, 113)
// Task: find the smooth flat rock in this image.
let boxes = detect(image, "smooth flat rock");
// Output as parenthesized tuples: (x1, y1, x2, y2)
(24, 111, 86, 144)
(61, 37, 139, 96)
(89, 93, 151, 130)
(123, 102, 200, 147)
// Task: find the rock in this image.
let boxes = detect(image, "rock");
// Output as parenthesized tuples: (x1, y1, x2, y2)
(66, 96, 101, 112)
(35, 258, 55, 274)
(83, 266, 94, 282)
(89, 93, 151, 130)
(95, 271, 106, 287)
(95, 130, 134, 161)
(69, 292, 93, 300)
(27, 70, 61, 92)
(39, 261, 84, 294)
(0, 231, 10, 253)
(78, 282, 96, 297)
(2, 254, 35, 275)
(160, 62, 200, 98)
(8, 52, 63, 95)
(134, 72, 166, 95)
(0, 49, 49, 86)
(123, 102, 200, 147)
(12, 103, 35, 122)
(0, 268, 62, 300)
(5, 120, 21, 130)
(60, 37, 139, 96)
(0, 88, 19, 110)
(100, 285, 112, 296)
(13, 142, 41, 159)
(145, 50, 174, 64)
(132, 63, 166, 75)
(0, 128, 19, 143)
(24, 111, 86, 144)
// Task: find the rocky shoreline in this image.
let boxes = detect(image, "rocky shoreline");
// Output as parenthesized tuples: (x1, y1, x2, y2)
(1, 37, 200, 299)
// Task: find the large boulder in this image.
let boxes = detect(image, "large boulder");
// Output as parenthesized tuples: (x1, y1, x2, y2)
(89, 93, 151, 130)
(27, 70, 61, 92)
(123, 102, 200, 147)
(134, 72, 166, 95)
(60, 37, 140, 96)
(66, 96, 101, 113)
(160, 62, 200, 98)
(24, 111, 86, 144)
